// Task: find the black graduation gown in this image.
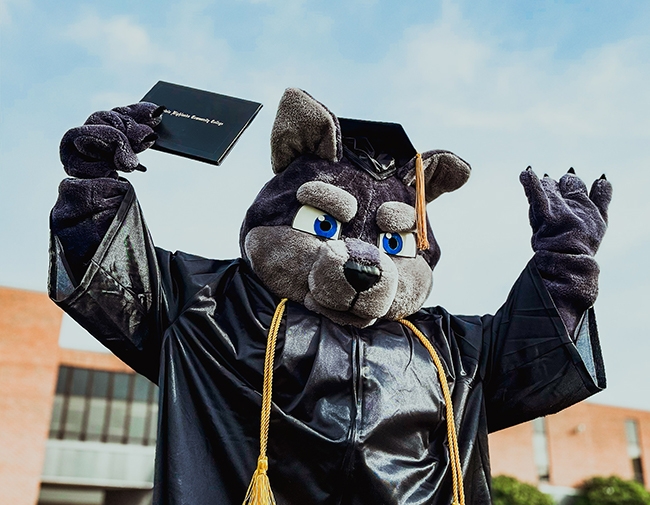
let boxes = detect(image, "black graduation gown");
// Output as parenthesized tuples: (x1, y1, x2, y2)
(49, 185, 605, 505)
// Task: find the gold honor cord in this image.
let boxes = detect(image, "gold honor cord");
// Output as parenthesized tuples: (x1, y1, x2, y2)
(243, 299, 465, 505)
(242, 298, 287, 505)
(398, 319, 465, 505)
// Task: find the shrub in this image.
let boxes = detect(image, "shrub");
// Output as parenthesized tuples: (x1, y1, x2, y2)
(492, 475, 554, 505)
(574, 476, 650, 505)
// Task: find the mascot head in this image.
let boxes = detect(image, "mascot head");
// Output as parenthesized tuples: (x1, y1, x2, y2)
(240, 88, 470, 327)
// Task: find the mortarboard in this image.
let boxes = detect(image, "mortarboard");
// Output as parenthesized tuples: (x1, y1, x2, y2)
(339, 118, 417, 181)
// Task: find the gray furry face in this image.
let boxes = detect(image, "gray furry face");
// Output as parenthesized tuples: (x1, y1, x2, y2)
(239, 88, 470, 327)
(245, 227, 402, 327)
(241, 157, 439, 328)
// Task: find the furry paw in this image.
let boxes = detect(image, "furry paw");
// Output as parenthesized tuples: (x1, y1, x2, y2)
(59, 102, 163, 179)
(519, 167, 612, 256)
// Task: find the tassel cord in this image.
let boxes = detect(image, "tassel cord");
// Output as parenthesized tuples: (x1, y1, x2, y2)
(398, 319, 465, 505)
(242, 298, 288, 505)
(258, 299, 286, 457)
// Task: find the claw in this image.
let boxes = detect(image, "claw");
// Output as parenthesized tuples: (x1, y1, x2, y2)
(135, 164, 147, 172)
(600, 173, 607, 180)
(568, 167, 575, 174)
(543, 173, 549, 178)
(526, 166, 532, 171)
(152, 105, 166, 118)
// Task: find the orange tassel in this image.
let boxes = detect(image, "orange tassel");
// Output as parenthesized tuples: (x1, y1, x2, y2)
(415, 153, 430, 250)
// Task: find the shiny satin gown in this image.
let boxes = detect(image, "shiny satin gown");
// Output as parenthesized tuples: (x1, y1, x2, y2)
(49, 187, 604, 505)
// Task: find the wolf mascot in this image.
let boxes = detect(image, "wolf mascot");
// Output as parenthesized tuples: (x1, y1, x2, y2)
(49, 89, 611, 505)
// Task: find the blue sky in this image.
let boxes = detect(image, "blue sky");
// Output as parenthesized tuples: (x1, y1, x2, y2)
(1, 0, 649, 410)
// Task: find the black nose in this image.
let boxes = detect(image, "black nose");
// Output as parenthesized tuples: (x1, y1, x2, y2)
(344, 260, 381, 292)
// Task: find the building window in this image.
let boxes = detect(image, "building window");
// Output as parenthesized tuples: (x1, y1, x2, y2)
(532, 417, 550, 482)
(49, 366, 158, 446)
(625, 419, 644, 484)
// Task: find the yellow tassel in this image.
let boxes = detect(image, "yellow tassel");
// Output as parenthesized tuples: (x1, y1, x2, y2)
(415, 153, 430, 251)
(242, 457, 276, 505)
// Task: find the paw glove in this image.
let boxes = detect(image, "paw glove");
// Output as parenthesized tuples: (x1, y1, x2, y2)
(520, 168, 612, 336)
(60, 102, 164, 178)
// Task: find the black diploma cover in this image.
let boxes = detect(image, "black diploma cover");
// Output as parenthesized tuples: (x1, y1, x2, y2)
(142, 81, 262, 165)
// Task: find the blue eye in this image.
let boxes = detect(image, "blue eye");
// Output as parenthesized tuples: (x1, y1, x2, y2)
(378, 232, 417, 257)
(382, 233, 403, 255)
(293, 205, 342, 240)
(314, 214, 338, 238)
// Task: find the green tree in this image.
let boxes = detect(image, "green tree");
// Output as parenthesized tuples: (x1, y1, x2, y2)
(574, 476, 650, 505)
(492, 475, 554, 505)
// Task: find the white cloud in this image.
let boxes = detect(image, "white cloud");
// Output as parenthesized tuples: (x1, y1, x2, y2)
(374, 10, 650, 145)
(60, 10, 232, 89)
(0, 0, 29, 26)
(63, 13, 164, 67)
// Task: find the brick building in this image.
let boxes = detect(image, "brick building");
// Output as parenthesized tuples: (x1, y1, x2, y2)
(0, 285, 648, 504)
(490, 402, 650, 501)
(0, 287, 156, 505)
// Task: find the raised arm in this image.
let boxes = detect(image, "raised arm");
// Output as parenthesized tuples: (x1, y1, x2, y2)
(480, 168, 612, 431)
(49, 103, 165, 381)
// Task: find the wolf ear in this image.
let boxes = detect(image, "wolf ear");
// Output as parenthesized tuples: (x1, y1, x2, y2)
(270, 88, 343, 174)
(398, 150, 471, 203)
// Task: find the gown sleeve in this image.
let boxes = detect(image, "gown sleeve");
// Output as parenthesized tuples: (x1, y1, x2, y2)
(479, 259, 606, 432)
(48, 184, 166, 382)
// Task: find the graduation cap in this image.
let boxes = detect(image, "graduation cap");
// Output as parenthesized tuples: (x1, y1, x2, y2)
(339, 118, 417, 181)
(339, 117, 428, 250)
